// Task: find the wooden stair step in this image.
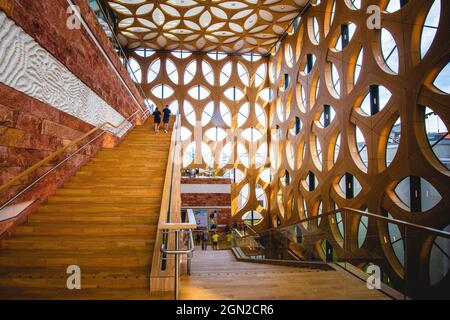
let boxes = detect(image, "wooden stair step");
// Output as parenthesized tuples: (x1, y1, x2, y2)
(54, 188, 163, 197)
(1, 237, 154, 251)
(27, 212, 158, 223)
(37, 203, 161, 214)
(0, 274, 150, 290)
(47, 196, 161, 204)
(0, 252, 152, 268)
(13, 223, 156, 237)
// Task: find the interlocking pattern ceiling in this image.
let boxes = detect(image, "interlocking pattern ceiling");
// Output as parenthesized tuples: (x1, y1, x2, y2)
(108, 0, 308, 54)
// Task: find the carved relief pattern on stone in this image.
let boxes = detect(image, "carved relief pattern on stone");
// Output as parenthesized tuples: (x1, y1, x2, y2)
(0, 12, 131, 136)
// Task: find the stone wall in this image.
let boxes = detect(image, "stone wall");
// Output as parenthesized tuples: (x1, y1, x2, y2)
(181, 178, 232, 227)
(0, 0, 146, 235)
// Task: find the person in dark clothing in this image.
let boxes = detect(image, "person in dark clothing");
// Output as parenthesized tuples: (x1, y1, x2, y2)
(162, 105, 171, 133)
(201, 231, 209, 251)
(152, 107, 161, 133)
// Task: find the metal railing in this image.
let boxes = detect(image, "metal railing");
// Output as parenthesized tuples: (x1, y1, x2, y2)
(160, 228, 195, 300)
(233, 207, 450, 300)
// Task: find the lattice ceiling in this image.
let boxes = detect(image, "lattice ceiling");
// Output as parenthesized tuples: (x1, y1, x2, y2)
(107, 0, 308, 54)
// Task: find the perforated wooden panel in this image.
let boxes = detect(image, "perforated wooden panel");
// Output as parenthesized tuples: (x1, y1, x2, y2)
(127, 0, 449, 292)
(107, 0, 308, 54)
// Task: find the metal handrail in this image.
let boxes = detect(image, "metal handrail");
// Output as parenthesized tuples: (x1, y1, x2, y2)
(160, 229, 195, 300)
(237, 207, 450, 240)
(0, 109, 149, 212)
(160, 230, 195, 255)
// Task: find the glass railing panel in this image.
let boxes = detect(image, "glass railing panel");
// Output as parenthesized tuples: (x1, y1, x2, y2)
(233, 209, 450, 299)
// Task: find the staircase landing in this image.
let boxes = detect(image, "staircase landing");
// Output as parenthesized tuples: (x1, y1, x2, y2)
(180, 249, 390, 300)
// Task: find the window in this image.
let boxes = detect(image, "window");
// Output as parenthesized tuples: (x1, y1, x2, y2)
(188, 85, 209, 100)
(421, 0, 440, 59)
(207, 51, 228, 60)
(201, 101, 214, 126)
(205, 127, 227, 141)
(224, 87, 245, 101)
(276, 100, 289, 123)
(135, 49, 155, 58)
(424, 107, 449, 169)
(147, 59, 160, 84)
(238, 184, 250, 210)
(338, 173, 362, 199)
(242, 211, 263, 226)
(296, 84, 307, 112)
(433, 62, 450, 94)
(255, 103, 267, 126)
(151, 84, 174, 99)
(168, 100, 179, 115)
(259, 169, 272, 184)
(359, 85, 392, 116)
(386, 118, 401, 167)
(285, 44, 294, 68)
(242, 53, 262, 62)
(202, 61, 214, 85)
(302, 54, 316, 74)
(242, 128, 262, 142)
(183, 101, 196, 126)
(330, 64, 340, 97)
(394, 176, 442, 212)
(354, 48, 363, 85)
(313, 136, 323, 170)
(385, 211, 405, 268)
(380, 28, 399, 74)
(318, 105, 336, 128)
(219, 142, 232, 167)
(286, 141, 295, 169)
(171, 50, 192, 59)
(220, 102, 232, 127)
(303, 171, 318, 191)
(220, 62, 232, 85)
(356, 126, 368, 169)
(237, 62, 250, 86)
(334, 133, 341, 164)
(180, 127, 192, 141)
(345, 0, 361, 10)
(311, 17, 320, 44)
(385, 0, 403, 13)
(127, 57, 142, 83)
(335, 23, 356, 51)
(358, 213, 368, 248)
(429, 225, 450, 286)
(183, 142, 196, 168)
(144, 99, 156, 112)
(238, 143, 249, 168)
(254, 64, 267, 87)
(259, 88, 274, 102)
(184, 61, 197, 84)
(238, 103, 250, 127)
(166, 59, 178, 84)
(201, 142, 213, 168)
(256, 184, 267, 209)
(255, 143, 267, 168)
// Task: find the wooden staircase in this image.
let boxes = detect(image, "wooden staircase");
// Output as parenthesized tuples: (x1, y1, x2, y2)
(0, 120, 172, 299)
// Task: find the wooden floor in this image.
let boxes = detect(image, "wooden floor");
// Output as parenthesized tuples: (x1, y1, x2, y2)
(0, 120, 172, 300)
(180, 249, 390, 300)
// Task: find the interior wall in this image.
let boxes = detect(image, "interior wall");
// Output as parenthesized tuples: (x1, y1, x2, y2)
(267, 0, 449, 290)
